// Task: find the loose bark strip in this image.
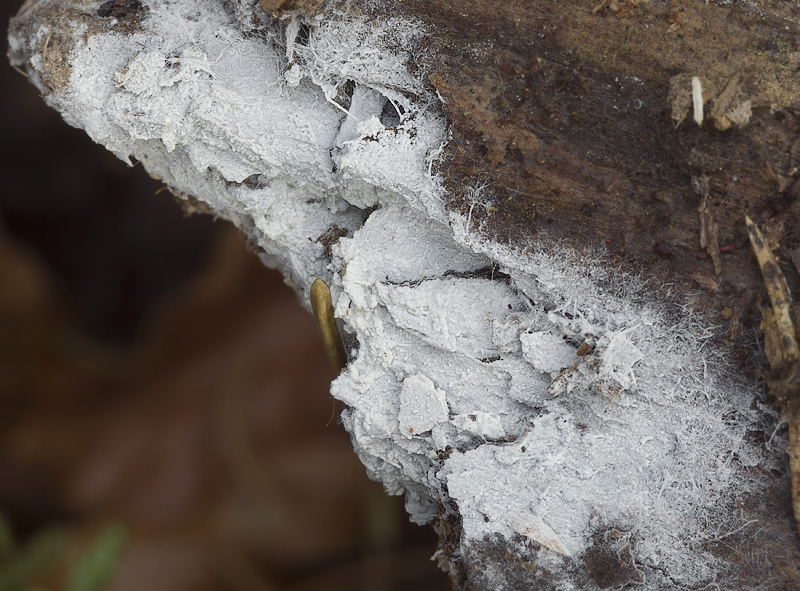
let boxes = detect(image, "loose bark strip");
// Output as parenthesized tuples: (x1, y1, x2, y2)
(747, 215, 800, 535)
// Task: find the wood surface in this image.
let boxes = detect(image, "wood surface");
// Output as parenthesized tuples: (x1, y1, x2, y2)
(386, 1, 800, 587)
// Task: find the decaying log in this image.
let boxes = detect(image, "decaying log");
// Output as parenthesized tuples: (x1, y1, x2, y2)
(8, 0, 800, 588)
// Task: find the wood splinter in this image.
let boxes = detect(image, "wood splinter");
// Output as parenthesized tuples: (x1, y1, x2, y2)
(746, 215, 800, 536)
(310, 278, 347, 373)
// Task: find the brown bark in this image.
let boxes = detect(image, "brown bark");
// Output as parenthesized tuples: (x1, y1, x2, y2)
(396, 0, 800, 312)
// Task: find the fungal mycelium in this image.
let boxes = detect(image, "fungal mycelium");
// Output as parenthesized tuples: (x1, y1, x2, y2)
(8, 0, 796, 587)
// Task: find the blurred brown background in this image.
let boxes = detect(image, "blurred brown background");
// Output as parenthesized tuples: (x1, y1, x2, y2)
(1, 2, 445, 589)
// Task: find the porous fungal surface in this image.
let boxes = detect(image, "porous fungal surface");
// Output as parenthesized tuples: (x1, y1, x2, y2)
(8, 0, 783, 588)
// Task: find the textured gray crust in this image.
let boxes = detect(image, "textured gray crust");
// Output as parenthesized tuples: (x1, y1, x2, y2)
(9, 0, 800, 588)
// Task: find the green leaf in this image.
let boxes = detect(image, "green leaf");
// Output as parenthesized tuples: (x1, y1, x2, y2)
(66, 523, 127, 591)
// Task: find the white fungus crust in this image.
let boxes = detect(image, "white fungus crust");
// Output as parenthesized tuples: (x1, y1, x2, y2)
(8, 0, 783, 587)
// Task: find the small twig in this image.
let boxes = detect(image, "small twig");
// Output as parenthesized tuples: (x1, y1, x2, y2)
(746, 216, 799, 366)
(746, 216, 800, 536)
(310, 278, 347, 373)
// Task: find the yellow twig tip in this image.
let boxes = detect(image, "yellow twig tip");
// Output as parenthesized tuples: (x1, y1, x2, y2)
(310, 278, 347, 373)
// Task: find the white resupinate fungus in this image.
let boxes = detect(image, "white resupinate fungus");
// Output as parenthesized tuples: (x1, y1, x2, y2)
(8, 0, 781, 587)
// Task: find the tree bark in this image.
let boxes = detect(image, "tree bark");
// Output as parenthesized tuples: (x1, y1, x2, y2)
(400, 0, 800, 312)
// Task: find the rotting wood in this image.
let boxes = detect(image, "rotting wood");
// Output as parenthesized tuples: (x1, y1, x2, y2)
(396, 0, 800, 317)
(747, 216, 800, 537)
(387, 0, 800, 586)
